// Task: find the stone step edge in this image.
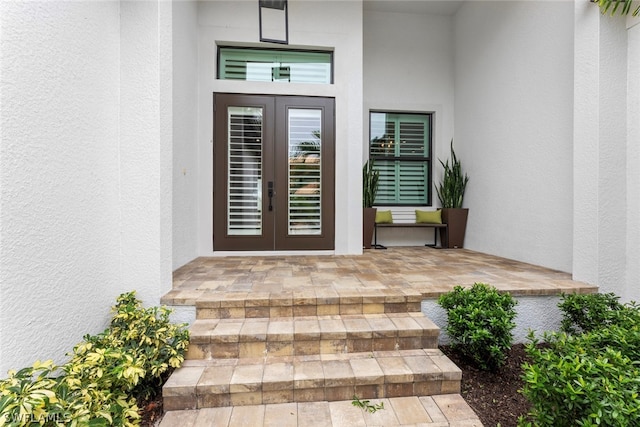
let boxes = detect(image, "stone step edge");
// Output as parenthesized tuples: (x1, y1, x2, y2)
(186, 313, 440, 359)
(194, 290, 424, 309)
(163, 349, 462, 410)
(196, 300, 422, 319)
(158, 394, 483, 427)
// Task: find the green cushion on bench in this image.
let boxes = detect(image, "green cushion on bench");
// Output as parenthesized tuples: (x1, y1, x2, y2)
(375, 210, 393, 224)
(415, 209, 442, 224)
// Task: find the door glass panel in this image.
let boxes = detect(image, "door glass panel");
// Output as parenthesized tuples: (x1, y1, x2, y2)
(288, 109, 322, 235)
(227, 106, 263, 235)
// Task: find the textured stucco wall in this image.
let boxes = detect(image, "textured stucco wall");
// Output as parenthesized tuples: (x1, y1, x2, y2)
(195, 0, 363, 257)
(172, 1, 199, 270)
(454, 1, 575, 273)
(573, 4, 639, 300)
(573, 1, 601, 287)
(0, 1, 124, 373)
(626, 19, 640, 302)
(0, 0, 174, 374)
(422, 295, 564, 345)
(120, 1, 173, 307)
(597, 15, 629, 295)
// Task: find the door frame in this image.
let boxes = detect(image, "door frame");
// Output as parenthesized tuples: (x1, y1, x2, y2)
(213, 93, 335, 251)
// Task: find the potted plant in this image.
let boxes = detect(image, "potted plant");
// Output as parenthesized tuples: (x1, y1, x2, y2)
(436, 141, 470, 248)
(363, 160, 379, 249)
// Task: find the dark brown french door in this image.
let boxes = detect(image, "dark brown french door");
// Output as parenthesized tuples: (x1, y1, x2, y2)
(213, 94, 335, 251)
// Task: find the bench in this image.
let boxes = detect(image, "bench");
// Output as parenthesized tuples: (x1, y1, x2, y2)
(373, 208, 448, 249)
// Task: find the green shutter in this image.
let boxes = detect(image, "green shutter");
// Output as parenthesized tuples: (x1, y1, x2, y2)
(369, 112, 431, 205)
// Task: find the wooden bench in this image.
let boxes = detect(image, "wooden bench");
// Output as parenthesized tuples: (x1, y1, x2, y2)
(373, 208, 448, 249)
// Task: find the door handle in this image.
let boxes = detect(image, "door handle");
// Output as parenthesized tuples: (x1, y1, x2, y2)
(268, 181, 274, 211)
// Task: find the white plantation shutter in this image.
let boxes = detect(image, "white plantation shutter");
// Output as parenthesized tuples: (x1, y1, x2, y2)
(370, 112, 431, 205)
(227, 107, 263, 235)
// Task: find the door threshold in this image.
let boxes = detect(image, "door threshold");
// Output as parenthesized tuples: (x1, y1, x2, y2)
(212, 250, 335, 257)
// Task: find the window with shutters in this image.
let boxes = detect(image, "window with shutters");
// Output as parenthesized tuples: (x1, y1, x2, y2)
(218, 47, 332, 84)
(369, 112, 433, 206)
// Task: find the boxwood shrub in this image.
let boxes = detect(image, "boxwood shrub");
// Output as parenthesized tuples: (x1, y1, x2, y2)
(438, 282, 517, 371)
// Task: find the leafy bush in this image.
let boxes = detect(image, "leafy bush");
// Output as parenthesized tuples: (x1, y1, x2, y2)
(0, 291, 189, 427)
(438, 283, 517, 371)
(72, 291, 190, 399)
(559, 292, 625, 334)
(520, 293, 640, 426)
(520, 327, 640, 426)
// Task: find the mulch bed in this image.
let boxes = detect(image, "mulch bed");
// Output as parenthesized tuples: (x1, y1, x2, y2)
(139, 393, 164, 427)
(441, 344, 531, 427)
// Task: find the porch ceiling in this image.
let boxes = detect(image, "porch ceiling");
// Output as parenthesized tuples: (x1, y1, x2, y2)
(363, 0, 464, 16)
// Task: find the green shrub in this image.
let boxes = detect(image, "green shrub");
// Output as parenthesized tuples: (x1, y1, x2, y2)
(520, 294, 640, 426)
(520, 327, 640, 427)
(0, 291, 189, 427)
(559, 292, 626, 334)
(438, 283, 517, 371)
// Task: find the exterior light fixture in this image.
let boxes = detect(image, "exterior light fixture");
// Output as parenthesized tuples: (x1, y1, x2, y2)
(259, 0, 288, 44)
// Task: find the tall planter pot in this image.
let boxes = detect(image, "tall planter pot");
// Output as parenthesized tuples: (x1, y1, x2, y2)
(441, 208, 469, 249)
(363, 207, 377, 249)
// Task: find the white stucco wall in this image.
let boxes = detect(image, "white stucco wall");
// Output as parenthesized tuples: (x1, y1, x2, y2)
(0, 1, 123, 373)
(573, 3, 640, 301)
(597, 14, 629, 295)
(172, 1, 199, 270)
(195, 0, 363, 256)
(573, 1, 600, 287)
(627, 20, 640, 302)
(453, 1, 575, 273)
(363, 9, 455, 247)
(422, 295, 564, 345)
(0, 0, 173, 374)
(120, 0, 173, 306)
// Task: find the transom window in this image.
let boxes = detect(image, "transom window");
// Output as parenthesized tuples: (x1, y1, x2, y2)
(369, 112, 433, 206)
(218, 47, 333, 84)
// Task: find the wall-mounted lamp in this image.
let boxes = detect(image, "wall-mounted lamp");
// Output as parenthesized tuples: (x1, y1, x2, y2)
(259, 0, 288, 44)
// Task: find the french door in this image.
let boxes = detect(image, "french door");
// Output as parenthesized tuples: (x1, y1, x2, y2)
(213, 94, 335, 251)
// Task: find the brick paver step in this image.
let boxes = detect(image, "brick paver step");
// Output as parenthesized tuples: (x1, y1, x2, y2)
(163, 349, 462, 411)
(194, 289, 424, 319)
(158, 394, 483, 427)
(186, 313, 440, 359)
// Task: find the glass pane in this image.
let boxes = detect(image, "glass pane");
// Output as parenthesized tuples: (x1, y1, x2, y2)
(227, 107, 263, 235)
(370, 112, 428, 157)
(370, 112, 396, 157)
(398, 121, 427, 157)
(219, 47, 332, 84)
(288, 109, 322, 235)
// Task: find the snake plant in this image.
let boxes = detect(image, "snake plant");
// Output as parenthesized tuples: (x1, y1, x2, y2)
(363, 160, 379, 208)
(436, 141, 469, 209)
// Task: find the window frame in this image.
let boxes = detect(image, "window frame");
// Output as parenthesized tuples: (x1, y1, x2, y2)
(217, 46, 334, 84)
(368, 111, 433, 207)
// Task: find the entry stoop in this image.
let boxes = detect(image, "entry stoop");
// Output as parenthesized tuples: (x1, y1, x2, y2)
(161, 289, 483, 426)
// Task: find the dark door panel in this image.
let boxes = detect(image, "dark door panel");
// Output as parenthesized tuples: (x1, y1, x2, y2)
(213, 94, 334, 251)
